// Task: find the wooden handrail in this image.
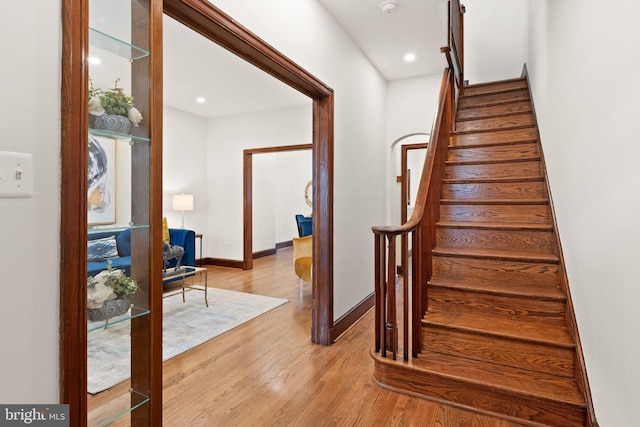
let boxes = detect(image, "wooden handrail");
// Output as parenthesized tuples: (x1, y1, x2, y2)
(372, 68, 454, 360)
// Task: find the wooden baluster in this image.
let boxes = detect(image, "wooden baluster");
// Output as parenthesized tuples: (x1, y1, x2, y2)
(386, 236, 397, 360)
(403, 233, 409, 361)
(374, 234, 384, 352)
(412, 228, 421, 357)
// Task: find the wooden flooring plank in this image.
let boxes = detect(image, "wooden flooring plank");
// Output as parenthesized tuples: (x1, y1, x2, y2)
(88, 250, 527, 426)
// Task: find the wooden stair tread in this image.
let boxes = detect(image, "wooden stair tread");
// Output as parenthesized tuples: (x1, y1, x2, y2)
(457, 101, 532, 122)
(440, 198, 548, 205)
(444, 177, 544, 184)
(423, 311, 573, 347)
(428, 278, 565, 302)
(406, 350, 585, 407)
(433, 246, 559, 263)
(446, 157, 541, 166)
(454, 123, 535, 135)
(462, 78, 528, 97)
(450, 128, 538, 147)
(457, 90, 531, 110)
(449, 139, 538, 151)
(437, 221, 553, 231)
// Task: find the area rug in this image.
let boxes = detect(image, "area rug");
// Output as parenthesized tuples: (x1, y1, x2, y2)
(87, 287, 288, 394)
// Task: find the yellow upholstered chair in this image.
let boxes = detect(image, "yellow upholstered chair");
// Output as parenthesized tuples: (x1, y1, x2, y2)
(292, 235, 312, 285)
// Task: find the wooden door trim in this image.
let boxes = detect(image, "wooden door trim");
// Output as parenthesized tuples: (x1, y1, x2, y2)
(164, 0, 334, 345)
(60, 0, 164, 424)
(243, 144, 313, 270)
(399, 143, 428, 276)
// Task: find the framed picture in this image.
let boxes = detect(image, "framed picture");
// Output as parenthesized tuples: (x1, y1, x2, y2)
(88, 135, 116, 225)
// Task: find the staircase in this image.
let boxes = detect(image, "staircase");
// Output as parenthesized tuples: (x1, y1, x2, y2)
(374, 78, 589, 426)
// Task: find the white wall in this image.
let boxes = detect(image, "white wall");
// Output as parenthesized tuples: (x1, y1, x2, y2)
(252, 151, 312, 251)
(463, 0, 529, 84)
(207, 0, 387, 319)
(206, 105, 312, 260)
(0, 0, 60, 403)
(163, 106, 209, 246)
(252, 153, 276, 252)
(524, 1, 640, 425)
(385, 74, 442, 226)
(274, 150, 312, 243)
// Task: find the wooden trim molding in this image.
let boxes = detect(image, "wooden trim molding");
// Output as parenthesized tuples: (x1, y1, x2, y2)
(330, 293, 375, 342)
(165, 1, 335, 347)
(61, 0, 164, 424)
(204, 257, 244, 269)
(276, 240, 293, 249)
(60, 0, 89, 423)
(253, 248, 277, 259)
(243, 143, 312, 271)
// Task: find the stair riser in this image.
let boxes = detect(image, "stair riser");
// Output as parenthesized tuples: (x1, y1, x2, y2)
(462, 79, 528, 97)
(442, 181, 546, 200)
(427, 287, 566, 324)
(445, 161, 542, 180)
(374, 361, 586, 426)
(436, 228, 557, 256)
(451, 128, 538, 147)
(440, 204, 550, 224)
(458, 89, 530, 109)
(447, 142, 540, 163)
(432, 256, 561, 288)
(457, 101, 531, 121)
(456, 114, 535, 133)
(422, 327, 575, 377)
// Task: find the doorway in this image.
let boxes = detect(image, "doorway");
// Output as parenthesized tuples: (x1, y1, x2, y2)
(243, 144, 312, 270)
(163, 0, 334, 345)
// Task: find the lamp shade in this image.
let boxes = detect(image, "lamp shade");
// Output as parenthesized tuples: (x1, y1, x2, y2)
(172, 194, 194, 211)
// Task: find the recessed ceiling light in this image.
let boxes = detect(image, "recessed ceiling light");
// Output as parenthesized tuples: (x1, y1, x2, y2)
(196, 97, 206, 104)
(404, 53, 416, 63)
(88, 56, 102, 65)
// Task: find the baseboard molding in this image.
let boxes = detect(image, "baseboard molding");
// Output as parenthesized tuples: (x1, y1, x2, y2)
(253, 248, 277, 259)
(203, 257, 244, 269)
(330, 292, 375, 343)
(276, 240, 293, 249)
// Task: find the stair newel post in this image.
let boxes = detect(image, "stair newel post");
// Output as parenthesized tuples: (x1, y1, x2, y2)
(386, 235, 397, 359)
(374, 233, 383, 354)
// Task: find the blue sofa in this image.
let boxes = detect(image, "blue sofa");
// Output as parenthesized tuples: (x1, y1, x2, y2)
(88, 228, 196, 277)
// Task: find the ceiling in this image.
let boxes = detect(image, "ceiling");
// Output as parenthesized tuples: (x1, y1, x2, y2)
(318, 0, 448, 80)
(161, 0, 449, 118)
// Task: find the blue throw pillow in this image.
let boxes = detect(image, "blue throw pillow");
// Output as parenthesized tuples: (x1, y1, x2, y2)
(87, 235, 119, 261)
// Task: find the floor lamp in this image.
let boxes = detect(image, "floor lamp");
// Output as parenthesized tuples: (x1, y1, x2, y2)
(172, 193, 194, 229)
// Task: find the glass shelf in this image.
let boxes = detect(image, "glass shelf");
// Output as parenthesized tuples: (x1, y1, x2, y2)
(88, 224, 150, 234)
(88, 305, 150, 333)
(89, 27, 150, 61)
(87, 389, 150, 427)
(89, 127, 151, 143)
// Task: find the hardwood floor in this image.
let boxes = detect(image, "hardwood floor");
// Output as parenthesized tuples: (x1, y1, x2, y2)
(89, 248, 530, 426)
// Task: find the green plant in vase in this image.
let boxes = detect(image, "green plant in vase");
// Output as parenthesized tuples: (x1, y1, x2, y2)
(87, 259, 139, 321)
(88, 77, 143, 134)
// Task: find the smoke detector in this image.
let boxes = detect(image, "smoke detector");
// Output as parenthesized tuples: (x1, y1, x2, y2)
(380, 0, 398, 14)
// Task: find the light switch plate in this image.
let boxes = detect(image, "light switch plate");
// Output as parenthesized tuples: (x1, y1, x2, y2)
(0, 151, 33, 198)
